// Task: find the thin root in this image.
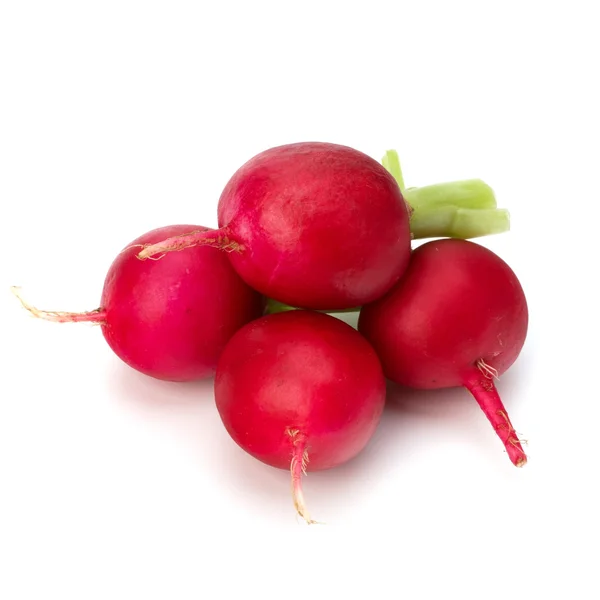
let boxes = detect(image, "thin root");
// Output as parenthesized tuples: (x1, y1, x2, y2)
(476, 358, 499, 380)
(119, 243, 146, 255)
(137, 230, 244, 261)
(507, 435, 529, 465)
(10, 287, 106, 325)
(497, 407, 529, 466)
(301, 449, 309, 476)
(287, 428, 321, 525)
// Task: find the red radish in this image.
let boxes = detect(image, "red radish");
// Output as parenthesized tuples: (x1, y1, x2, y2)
(358, 238, 529, 466)
(13, 225, 264, 382)
(137, 142, 412, 310)
(214, 310, 386, 523)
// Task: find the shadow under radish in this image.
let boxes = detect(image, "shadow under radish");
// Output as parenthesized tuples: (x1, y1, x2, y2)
(108, 360, 216, 410)
(199, 365, 533, 524)
(105, 350, 533, 525)
(106, 361, 221, 457)
(302, 362, 533, 518)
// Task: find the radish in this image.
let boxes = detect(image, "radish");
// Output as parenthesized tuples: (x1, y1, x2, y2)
(358, 238, 529, 466)
(137, 144, 511, 310)
(214, 310, 386, 523)
(12, 225, 264, 382)
(138, 142, 413, 310)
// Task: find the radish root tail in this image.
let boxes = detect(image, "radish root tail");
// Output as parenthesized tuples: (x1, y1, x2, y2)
(464, 362, 528, 467)
(476, 358, 499, 380)
(287, 429, 319, 525)
(137, 228, 244, 260)
(10, 286, 106, 325)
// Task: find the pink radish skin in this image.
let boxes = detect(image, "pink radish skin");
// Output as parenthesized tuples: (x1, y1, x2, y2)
(214, 310, 386, 523)
(138, 142, 412, 310)
(358, 238, 529, 467)
(13, 225, 264, 382)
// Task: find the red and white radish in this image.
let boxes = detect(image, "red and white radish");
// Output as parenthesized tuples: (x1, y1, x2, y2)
(214, 310, 386, 522)
(13, 225, 264, 381)
(358, 238, 529, 466)
(138, 142, 412, 310)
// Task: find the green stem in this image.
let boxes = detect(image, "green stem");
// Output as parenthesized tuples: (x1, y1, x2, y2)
(404, 179, 497, 211)
(264, 298, 359, 316)
(382, 150, 510, 240)
(382, 149, 405, 191)
(409, 206, 510, 240)
(264, 299, 300, 315)
(405, 180, 510, 239)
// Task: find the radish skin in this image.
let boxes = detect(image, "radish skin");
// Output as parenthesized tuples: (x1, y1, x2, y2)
(139, 142, 413, 310)
(138, 145, 510, 310)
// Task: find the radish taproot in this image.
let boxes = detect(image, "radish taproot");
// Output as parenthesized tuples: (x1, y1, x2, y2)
(13, 225, 264, 381)
(214, 310, 386, 523)
(358, 238, 529, 466)
(138, 142, 413, 310)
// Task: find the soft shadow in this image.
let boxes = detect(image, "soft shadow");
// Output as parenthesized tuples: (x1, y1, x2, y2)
(301, 358, 533, 514)
(305, 384, 470, 494)
(106, 351, 533, 522)
(197, 420, 298, 523)
(199, 360, 534, 522)
(201, 383, 479, 521)
(108, 361, 215, 411)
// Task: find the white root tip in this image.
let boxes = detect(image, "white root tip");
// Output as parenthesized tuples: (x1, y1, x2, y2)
(476, 358, 500, 380)
(288, 429, 322, 525)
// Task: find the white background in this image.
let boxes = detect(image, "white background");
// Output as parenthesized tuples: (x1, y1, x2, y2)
(1, 1, 598, 598)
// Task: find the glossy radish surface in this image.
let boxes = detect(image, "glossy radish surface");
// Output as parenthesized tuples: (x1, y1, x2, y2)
(358, 238, 529, 466)
(214, 310, 386, 522)
(14, 225, 264, 381)
(139, 142, 411, 310)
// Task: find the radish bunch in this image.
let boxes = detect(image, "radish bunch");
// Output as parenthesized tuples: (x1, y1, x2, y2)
(14, 141, 527, 523)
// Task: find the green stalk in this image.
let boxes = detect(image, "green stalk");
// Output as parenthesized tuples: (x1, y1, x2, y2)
(264, 298, 358, 316)
(382, 150, 510, 239)
(264, 299, 300, 315)
(409, 206, 510, 240)
(382, 149, 405, 191)
(404, 179, 497, 211)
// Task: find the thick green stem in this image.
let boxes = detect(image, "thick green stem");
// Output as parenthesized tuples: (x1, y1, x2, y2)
(382, 150, 510, 240)
(410, 205, 510, 240)
(404, 179, 497, 211)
